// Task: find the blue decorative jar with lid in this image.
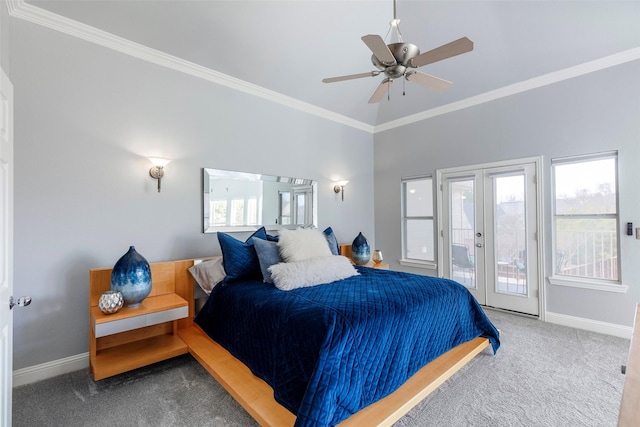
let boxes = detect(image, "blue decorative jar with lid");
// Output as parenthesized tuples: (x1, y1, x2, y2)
(351, 232, 370, 265)
(111, 246, 152, 307)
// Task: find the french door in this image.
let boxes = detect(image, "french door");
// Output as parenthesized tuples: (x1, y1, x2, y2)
(438, 159, 541, 316)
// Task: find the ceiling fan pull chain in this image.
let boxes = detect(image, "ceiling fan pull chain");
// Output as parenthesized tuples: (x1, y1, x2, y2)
(403, 78, 406, 96)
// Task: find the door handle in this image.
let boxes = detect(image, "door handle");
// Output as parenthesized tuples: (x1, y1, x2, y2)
(9, 296, 32, 310)
(475, 243, 483, 248)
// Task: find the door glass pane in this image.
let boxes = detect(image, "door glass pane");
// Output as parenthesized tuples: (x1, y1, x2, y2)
(494, 175, 527, 296)
(247, 198, 258, 225)
(450, 180, 476, 288)
(295, 193, 305, 225)
(279, 192, 291, 225)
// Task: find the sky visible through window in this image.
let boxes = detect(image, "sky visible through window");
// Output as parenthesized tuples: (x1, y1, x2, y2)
(555, 158, 615, 198)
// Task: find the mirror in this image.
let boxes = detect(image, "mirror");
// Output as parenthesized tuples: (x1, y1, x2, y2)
(203, 168, 317, 233)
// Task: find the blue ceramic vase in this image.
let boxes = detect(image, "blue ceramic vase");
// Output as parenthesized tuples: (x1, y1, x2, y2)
(111, 246, 152, 307)
(352, 232, 370, 265)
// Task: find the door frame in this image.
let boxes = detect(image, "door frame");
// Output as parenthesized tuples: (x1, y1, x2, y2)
(436, 156, 545, 319)
(0, 65, 14, 425)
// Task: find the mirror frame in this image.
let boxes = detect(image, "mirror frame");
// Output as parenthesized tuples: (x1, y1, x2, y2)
(203, 168, 318, 233)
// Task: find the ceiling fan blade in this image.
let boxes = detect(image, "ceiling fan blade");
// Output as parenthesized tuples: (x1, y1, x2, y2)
(406, 71, 452, 92)
(410, 37, 474, 68)
(322, 71, 380, 83)
(368, 79, 393, 104)
(362, 34, 397, 66)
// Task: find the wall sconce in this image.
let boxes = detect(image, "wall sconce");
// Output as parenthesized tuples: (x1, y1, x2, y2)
(148, 157, 170, 192)
(333, 180, 349, 201)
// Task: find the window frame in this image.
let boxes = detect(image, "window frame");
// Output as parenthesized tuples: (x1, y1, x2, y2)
(549, 151, 623, 290)
(400, 176, 437, 269)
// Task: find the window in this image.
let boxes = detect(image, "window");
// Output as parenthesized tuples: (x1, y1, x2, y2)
(402, 177, 435, 262)
(552, 152, 619, 282)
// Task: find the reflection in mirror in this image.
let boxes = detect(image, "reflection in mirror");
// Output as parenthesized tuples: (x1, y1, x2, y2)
(203, 168, 317, 233)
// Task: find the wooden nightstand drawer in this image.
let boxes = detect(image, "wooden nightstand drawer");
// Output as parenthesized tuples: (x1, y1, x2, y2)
(94, 305, 188, 338)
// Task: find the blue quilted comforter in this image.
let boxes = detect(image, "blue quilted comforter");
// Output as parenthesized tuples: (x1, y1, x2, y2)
(195, 266, 500, 427)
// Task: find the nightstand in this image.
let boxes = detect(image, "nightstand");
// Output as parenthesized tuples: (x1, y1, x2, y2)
(338, 244, 390, 270)
(364, 261, 390, 270)
(89, 266, 189, 381)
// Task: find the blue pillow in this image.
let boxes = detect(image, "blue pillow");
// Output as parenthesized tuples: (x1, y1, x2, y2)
(252, 237, 283, 283)
(266, 233, 279, 242)
(217, 227, 268, 281)
(323, 227, 341, 256)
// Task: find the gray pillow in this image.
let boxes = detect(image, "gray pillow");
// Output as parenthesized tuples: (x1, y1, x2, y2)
(188, 257, 226, 294)
(252, 237, 283, 283)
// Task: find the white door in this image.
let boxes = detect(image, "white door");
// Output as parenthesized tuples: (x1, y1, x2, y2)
(0, 66, 14, 426)
(439, 159, 541, 316)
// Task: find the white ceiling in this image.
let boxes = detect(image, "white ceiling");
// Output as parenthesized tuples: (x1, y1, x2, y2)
(23, 0, 640, 129)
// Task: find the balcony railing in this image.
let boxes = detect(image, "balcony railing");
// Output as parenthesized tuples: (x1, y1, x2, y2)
(557, 229, 618, 280)
(451, 228, 618, 281)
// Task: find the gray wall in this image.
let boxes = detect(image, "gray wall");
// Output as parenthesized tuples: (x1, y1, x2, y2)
(374, 61, 640, 327)
(0, 3, 9, 73)
(10, 19, 374, 369)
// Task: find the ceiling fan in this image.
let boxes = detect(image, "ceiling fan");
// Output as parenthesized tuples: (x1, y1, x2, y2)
(322, 0, 473, 104)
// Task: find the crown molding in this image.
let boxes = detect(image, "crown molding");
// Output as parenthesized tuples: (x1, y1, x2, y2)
(7, 0, 638, 135)
(6, 0, 374, 133)
(374, 47, 640, 134)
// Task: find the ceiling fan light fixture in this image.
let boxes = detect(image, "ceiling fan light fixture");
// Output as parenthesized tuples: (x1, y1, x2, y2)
(322, 0, 473, 103)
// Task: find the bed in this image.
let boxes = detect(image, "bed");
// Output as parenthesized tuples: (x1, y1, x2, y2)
(179, 227, 500, 427)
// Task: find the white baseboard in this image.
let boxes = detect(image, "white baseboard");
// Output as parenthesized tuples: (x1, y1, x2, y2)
(13, 352, 89, 387)
(545, 311, 633, 340)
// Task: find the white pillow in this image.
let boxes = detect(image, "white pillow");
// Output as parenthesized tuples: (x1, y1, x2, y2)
(188, 257, 226, 295)
(277, 228, 332, 262)
(268, 256, 358, 291)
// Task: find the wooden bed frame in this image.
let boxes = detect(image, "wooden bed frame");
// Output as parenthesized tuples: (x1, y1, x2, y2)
(92, 258, 492, 427)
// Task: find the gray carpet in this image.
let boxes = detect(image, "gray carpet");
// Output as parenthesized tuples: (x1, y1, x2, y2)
(13, 310, 630, 427)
